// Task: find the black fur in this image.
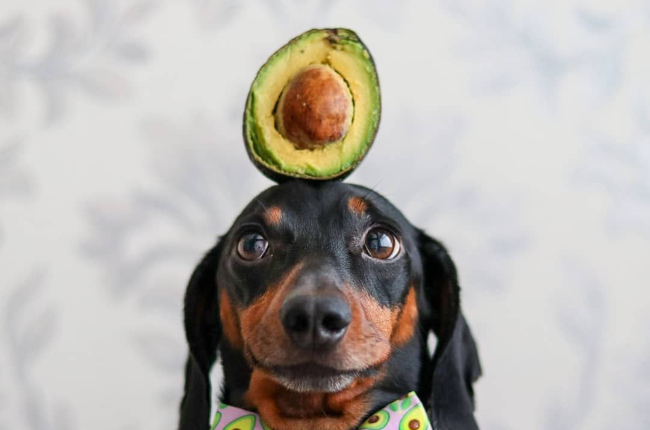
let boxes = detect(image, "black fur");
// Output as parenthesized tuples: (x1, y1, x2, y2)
(178, 181, 481, 430)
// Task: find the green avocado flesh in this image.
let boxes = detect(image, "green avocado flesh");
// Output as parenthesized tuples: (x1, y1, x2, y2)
(244, 28, 381, 180)
(360, 410, 390, 429)
(399, 404, 429, 430)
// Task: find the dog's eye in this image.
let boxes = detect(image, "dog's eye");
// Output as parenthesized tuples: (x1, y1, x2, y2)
(364, 228, 401, 260)
(237, 232, 269, 260)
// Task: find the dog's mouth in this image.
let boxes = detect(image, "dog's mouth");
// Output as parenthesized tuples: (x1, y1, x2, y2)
(249, 351, 380, 393)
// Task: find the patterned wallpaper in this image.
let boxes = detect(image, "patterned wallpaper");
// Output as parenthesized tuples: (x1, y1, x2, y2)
(1, 0, 649, 429)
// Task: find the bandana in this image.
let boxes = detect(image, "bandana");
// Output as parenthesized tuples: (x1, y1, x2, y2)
(211, 391, 430, 430)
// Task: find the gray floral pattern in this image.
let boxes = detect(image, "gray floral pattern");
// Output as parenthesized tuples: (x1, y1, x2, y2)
(0, 0, 156, 124)
(441, 0, 627, 105)
(1, 1, 649, 430)
(83, 114, 269, 300)
(0, 136, 32, 247)
(573, 108, 650, 238)
(1, 271, 76, 430)
(545, 262, 606, 428)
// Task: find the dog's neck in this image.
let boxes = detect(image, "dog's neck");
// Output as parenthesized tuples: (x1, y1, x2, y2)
(217, 335, 426, 430)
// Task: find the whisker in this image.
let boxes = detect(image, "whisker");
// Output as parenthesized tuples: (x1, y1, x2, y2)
(255, 198, 268, 211)
(362, 179, 383, 201)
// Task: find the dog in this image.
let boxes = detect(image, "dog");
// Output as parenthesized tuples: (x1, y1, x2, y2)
(178, 180, 481, 430)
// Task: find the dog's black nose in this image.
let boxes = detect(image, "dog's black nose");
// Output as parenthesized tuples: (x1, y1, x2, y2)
(280, 293, 351, 350)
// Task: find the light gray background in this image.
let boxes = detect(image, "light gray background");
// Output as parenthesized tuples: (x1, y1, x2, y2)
(1, 0, 649, 429)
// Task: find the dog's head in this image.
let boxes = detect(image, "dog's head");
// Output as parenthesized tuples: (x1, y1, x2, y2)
(179, 181, 481, 430)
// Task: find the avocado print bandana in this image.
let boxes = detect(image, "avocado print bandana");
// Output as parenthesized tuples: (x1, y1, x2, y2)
(211, 391, 430, 430)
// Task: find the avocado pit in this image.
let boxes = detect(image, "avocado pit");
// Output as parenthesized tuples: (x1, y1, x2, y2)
(275, 64, 354, 150)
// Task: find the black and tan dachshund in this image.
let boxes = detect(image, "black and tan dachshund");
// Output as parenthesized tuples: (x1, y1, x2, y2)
(178, 180, 482, 430)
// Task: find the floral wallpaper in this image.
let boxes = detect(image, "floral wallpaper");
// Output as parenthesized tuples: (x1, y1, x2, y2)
(1, 0, 649, 429)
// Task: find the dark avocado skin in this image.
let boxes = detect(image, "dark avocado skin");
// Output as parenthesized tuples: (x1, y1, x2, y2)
(243, 28, 381, 183)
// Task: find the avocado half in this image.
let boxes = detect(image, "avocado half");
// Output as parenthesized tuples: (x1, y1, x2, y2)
(244, 28, 381, 181)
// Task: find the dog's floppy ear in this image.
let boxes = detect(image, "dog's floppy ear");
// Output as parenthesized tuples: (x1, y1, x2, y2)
(178, 240, 225, 430)
(418, 231, 482, 430)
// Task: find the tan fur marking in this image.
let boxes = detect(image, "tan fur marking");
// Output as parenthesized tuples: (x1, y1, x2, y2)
(239, 263, 303, 364)
(264, 206, 283, 226)
(219, 290, 244, 349)
(390, 287, 419, 347)
(347, 196, 368, 216)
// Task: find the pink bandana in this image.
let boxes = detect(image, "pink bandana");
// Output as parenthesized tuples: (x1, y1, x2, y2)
(211, 391, 430, 430)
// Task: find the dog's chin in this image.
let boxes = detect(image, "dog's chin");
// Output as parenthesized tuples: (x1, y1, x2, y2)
(261, 362, 379, 393)
(272, 373, 356, 393)
(248, 350, 382, 393)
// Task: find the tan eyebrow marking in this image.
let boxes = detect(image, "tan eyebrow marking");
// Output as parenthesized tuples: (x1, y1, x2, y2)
(347, 196, 368, 216)
(264, 206, 283, 226)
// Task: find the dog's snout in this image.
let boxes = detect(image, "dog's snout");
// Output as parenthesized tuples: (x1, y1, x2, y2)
(280, 293, 351, 350)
